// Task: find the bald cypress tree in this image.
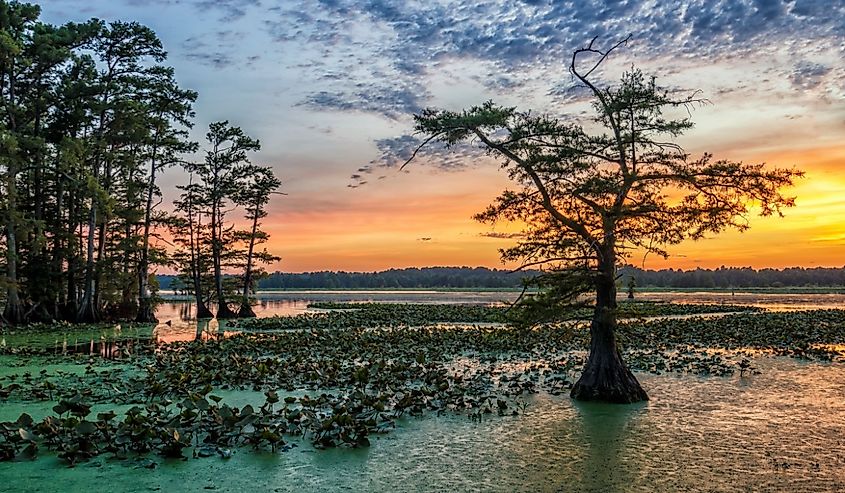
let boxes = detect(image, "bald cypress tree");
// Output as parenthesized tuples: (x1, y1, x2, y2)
(402, 38, 801, 403)
(233, 165, 282, 317)
(0, 1, 197, 324)
(181, 121, 259, 319)
(135, 67, 197, 323)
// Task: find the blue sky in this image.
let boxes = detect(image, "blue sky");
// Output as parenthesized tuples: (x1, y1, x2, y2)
(39, 0, 845, 270)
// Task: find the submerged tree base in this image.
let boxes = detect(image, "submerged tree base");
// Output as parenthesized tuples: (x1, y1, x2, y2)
(135, 299, 158, 323)
(570, 360, 649, 404)
(196, 303, 214, 319)
(238, 303, 257, 318)
(2, 302, 26, 325)
(215, 303, 239, 320)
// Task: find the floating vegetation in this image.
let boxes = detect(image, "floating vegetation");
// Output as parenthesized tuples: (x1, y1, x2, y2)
(2, 305, 844, 466)
(617, 309, 845, 361)
(238, 301, 759, 332)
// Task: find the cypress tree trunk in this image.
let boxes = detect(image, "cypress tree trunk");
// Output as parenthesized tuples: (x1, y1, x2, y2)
(2, 64, 25, 324)
(237, 208, 260, 318)
(194, 281, 214, 319)
(78, 102, 108, 324)
(211, 197, 237, 319)
(238, 301, 257, 318)
(76, 204, 99, 322)
(136, 143, 159, 323)
(185, 185, 213, 320)
(3, 217, 25, 324)
(62, 187, 79, 320)
(571, 247, 648, 403)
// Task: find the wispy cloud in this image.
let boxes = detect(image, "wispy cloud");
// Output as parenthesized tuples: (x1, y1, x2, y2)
(349, 135, 486, 186)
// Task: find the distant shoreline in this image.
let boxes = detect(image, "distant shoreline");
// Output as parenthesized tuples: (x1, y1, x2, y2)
(157, 285, 845, 301)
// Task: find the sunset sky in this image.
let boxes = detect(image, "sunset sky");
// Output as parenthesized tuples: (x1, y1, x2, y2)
(41, 0, 845, 272)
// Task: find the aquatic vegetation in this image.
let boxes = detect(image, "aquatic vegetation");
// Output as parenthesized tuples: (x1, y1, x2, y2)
(239, 301, 759, 332)
(3, 305, 845, 466)
(617, 310, 845, 361)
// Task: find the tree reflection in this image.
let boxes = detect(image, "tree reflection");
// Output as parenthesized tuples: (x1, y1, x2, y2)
(573, 400, 645, 492)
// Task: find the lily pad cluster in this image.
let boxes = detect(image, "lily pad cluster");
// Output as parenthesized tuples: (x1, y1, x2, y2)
(236, 300, 758, 332)
(0, 363, 144, 404)
(617, 309, 845, 361)
(3, 304, 844, 466)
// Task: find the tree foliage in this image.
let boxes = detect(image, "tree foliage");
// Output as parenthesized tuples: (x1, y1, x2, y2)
(0, 1, 282, 324)
(170, 122, 282, 319)
(403, 37, 802, 402)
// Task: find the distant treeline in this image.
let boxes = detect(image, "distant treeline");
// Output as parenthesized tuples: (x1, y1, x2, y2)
(620, 266, 845, 288)
(158, 265, 845, 290)
(160, 267, 538, 290)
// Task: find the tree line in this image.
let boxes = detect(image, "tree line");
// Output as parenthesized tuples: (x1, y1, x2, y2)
(0, 1, 282, 324)
(161, 267, 539, 290)
(157, 265, 845, 291)
(621, 265, 845, 289)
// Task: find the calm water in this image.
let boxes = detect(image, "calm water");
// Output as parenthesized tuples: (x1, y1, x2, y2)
(152, 291, 522, 343)
(2, 357, 842, 492)
(4, 292, 845, 491)
(151, 291, 845, 343)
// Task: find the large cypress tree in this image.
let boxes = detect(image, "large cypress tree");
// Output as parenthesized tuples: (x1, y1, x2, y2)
(401, 38, 801, 403)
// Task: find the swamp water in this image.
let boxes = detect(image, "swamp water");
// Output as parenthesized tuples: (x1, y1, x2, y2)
(1, 357, 843, 492)
(4, 293, 845, 491)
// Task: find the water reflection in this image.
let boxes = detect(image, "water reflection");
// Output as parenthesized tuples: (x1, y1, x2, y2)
(155, 299, 310, 322)
(573, 400, 645, 492)
(151, 293, 515, 343)
(150, 317, 237, 344)
(150, 290, 845, 344)
(44, 337, 147, 359)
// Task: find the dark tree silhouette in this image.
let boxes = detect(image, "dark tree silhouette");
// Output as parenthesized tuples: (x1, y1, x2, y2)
(182, 121, 259, 319)
(0, 2, 281, 325)
(233, 165, 282, 318)
(400, 38, 802, 403)
(135, 67, 198, 323)
(172, 176, 215, 319)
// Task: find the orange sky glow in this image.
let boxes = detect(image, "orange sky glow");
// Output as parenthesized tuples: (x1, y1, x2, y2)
(43, 1, 845, 274)
(261, 144, 845, 272)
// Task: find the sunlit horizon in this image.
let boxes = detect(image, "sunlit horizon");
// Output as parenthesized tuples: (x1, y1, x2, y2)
(41, 1, 845, 273)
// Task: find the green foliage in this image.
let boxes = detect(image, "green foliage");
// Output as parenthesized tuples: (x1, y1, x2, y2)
(0, 1, 280, 325)
(171, 122, 280, 317)
(0, 0, 200, 324)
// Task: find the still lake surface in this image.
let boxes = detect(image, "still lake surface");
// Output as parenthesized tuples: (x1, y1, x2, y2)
(151, 290, 845, 343)
(2, 357, 843, 492)
(3, 291, 844, 491)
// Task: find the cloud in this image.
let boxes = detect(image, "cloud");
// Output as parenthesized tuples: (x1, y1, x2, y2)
(255, 0, 843, 121)
(180, 30, 251, 68)
(348, 134, 487, 186)
(299, 81, 428, 119)
(789, 62, 832, 90)
(193, 0, 261, 21)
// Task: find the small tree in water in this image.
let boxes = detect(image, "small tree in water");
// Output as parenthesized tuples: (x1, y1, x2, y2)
(401, 38, 801, 403)
(627, 276, 636, 300)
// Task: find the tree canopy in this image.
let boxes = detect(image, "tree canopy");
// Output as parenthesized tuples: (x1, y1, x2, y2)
(0, 1, 282, 324)
(402, 37, 802, 402)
